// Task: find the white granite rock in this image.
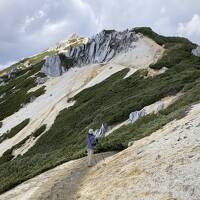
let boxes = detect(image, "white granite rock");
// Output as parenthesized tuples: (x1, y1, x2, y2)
(128, 108, 145, 123)
(41, 55, 65, 77)
(66, 29, 138, 66)
(192, 46, 200, 57)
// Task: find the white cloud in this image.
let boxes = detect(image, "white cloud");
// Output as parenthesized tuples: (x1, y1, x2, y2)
(178, 14, 200, 36)
(161, 7, 166, 14)
(0, 0, 200, 70)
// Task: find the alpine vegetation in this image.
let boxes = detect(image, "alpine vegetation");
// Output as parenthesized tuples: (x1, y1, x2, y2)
(0, 27, 200, 200)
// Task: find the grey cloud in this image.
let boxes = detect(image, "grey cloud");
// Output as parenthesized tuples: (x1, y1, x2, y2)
(0, 0, 200, 69)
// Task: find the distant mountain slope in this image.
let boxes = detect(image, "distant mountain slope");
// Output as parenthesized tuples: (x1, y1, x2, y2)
(0, 27, 200, 196)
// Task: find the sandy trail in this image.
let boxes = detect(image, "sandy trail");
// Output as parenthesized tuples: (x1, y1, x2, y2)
(0, 34, 164, 157)
(0, 64, 107, 156)
(0, 152, 116, 200)
(1, 102, 200, 200)
(74, 104, 200, 200)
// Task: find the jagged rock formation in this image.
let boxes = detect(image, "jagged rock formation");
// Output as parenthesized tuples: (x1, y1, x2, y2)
(192, 46, 200, 57)
(65, 29, 138, 66)
(41, 55, 66, 77)
(128, 109, 145, 123)
(41, 29, 139, 77)
(94, 123, 108, 139)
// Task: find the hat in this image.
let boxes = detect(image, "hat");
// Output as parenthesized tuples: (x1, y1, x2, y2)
(88, 129, 94, 134)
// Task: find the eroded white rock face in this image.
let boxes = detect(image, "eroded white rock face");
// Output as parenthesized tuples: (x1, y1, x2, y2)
(128, 109, 145, 123)
(192, 46, 200, 57)
(41, 55, 65, 77)
(66, 29, 138, 66)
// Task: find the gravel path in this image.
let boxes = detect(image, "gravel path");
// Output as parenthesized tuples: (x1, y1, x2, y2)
(0, 152, 116, 200)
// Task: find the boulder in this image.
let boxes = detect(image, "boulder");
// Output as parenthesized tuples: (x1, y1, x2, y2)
(192, 46, 200, 57)
(35, 77, 48, 85)
(29, 96, 36, 103)
(128, 109, 145, 124)
(41, 55, 65, 77)
(155, 102, 164, 113)
(94, 123, 108, 139)
(0, 93, 5, 99)
(0, 81, 5, 86)
(159, 67, 168, 74)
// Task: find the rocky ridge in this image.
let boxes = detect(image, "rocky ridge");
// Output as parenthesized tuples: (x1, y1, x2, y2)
(65, 29, 138, 66)
(41, 29, 139, 77)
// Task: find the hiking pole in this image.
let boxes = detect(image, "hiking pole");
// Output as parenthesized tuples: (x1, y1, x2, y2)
(101, 153, 105, 162)
(93, 153, 97, 165)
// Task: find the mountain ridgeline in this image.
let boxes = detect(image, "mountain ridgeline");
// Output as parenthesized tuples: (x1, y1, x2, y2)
(0, 27, 200, 196)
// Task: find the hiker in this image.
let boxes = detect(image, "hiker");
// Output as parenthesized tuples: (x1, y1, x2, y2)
(86, 129, 96, 167)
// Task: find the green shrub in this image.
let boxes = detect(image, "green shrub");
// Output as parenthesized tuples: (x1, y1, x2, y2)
(0, 149, 14, 165)
(0, 28, 200, 194)
(35, 72, 46, 78)
(0, 61, 45, 121)
(0, 119, 30, 143)
(134, 27, 196, 70)
(32, 124, 46, 138)
(59, 54, 74, 70)
(0, 134, 32, 165)
(133, 27, 194, 46)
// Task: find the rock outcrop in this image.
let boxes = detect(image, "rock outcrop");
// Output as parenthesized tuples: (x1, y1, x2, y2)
(65, 29, 138, 66)
(128, 109, 145, 123)
(42, 29, 139, 77)
(94, 123, 108, 139)
(147, 67, 168, 77)
(41, 55, 66, 77)
(192, 46, 200, 57)
(154, 102, 164, 113)
(35, 77, 48, 85)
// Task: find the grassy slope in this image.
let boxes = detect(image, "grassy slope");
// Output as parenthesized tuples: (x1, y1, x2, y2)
(0, 119, 30, 143)
(0, 28, 200, 194)
(0, 50, 57, 77)
(0, 124, 46, 165)
(0, 61, 46, 121)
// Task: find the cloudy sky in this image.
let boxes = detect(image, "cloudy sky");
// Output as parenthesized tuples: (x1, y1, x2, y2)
(0, 0, 200, 69)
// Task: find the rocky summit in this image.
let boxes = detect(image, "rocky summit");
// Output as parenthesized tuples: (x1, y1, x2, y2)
(65, 29, 138, 66)
(41, 29, 139, 77)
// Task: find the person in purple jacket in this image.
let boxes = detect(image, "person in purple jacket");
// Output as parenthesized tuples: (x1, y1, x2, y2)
(86, 129, 96, 167)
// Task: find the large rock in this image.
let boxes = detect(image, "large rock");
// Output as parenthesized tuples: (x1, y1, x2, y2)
(94, 123, 108, 139)
(192, 46, 200, 57)
(66, 29, 138, 66)
(128, 109, 145, 124)
(155, 102, 165, 113)
(35, 77, 48, 85)
(41, 55, 66, 77)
